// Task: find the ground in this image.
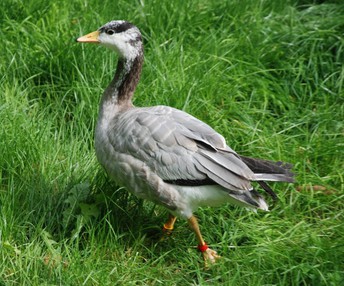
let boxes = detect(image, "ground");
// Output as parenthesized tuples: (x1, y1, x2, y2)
(0, 0, 343, 285)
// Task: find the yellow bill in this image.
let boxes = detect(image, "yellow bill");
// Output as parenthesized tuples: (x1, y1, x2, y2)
(77, 30, 100, 43)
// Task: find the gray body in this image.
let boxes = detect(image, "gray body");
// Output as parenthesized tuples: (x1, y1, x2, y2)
(79, 20, 294, 220)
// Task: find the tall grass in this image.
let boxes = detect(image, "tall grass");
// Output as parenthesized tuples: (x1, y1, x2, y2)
(1, 0, 343, 285)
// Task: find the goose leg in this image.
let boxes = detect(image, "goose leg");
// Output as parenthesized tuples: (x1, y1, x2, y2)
(161, 214, 177, 240)
(188, 215, 220, 265)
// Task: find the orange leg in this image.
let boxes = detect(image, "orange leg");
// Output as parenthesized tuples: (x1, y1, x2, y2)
(188, 215, 221, 265)
(161, 214, 177, 240)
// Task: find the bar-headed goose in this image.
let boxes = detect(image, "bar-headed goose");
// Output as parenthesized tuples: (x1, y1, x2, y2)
(77, 20, 294, 265)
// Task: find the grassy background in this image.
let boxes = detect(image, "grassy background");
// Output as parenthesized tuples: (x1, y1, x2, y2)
(1, 0, 343, 285)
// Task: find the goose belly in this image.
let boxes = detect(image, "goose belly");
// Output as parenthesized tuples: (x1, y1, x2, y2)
(170, 184, 268, 219)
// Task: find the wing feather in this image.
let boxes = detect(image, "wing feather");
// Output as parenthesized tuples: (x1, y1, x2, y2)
(107, 106, 293, 195)
(198, 148, 255, 180)
(194, 154, 251, 190)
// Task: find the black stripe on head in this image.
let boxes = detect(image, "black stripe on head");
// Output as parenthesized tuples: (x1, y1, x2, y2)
(99, 21, 135, 34)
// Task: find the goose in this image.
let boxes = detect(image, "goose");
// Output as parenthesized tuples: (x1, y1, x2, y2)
(77, 20, 294, 264)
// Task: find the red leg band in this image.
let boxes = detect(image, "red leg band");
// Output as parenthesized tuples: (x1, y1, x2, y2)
(198, 243, 208, 252)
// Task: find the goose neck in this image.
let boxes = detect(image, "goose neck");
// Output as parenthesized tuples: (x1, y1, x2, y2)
(102, 53, 143, 110)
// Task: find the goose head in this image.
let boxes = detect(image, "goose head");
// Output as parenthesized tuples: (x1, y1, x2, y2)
(77, 20, 143, 60)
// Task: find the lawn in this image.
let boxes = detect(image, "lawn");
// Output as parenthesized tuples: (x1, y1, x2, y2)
(0, 0, 343, 285)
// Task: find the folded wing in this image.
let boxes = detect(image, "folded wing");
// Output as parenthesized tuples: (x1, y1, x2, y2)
(108, 106, 294, 196)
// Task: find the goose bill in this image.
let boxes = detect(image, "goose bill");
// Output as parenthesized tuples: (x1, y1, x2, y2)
(77, 31, 100, 43)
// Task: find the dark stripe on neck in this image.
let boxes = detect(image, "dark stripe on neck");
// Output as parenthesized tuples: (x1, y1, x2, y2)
(109, 53, 143, 106)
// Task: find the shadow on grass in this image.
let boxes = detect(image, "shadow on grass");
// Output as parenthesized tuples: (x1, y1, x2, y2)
(17, 168, 177, 252)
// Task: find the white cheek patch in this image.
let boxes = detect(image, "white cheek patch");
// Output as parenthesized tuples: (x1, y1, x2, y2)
(99, 28, 142, 60)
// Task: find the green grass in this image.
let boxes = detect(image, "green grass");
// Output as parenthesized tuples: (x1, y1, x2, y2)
(1, 0, 343, 285)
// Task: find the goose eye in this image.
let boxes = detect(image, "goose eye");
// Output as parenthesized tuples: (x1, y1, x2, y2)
(106, 29, 115, 35)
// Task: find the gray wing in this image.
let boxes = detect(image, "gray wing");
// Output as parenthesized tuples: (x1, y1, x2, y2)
(108, 106, 256, 192)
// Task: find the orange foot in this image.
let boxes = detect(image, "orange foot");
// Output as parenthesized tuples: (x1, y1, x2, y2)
(160, 214, 177, 242)
(198, 243, 221, 266)
(202, 248, 221, 265)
